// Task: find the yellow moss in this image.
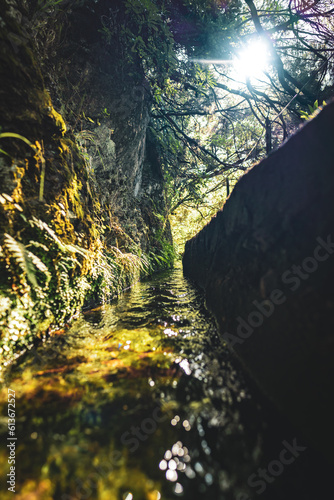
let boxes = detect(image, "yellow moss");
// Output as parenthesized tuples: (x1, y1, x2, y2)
(66, 176, 84, 220)
(12, 165, 25, 202)
(36, 316, 55, 336)
(49, 107, 67, 135)
(38, 90, 67, 136)
(52, 205, 75, 239)
(59, 138, 71, 155)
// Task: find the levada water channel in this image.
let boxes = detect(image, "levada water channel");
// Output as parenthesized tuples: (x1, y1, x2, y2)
(0, 264, 331, 500)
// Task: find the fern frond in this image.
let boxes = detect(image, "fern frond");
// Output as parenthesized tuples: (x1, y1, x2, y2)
(27, 250, 51, 284)
(110, 246, 147, 274)
(64, 244, 89, 257)
(4, 234, 38, 288)
(29, 218, 89, 257)
(4, 234, 52, 288)
(29, 217, 67, 251)
(27, 240, 50, 252)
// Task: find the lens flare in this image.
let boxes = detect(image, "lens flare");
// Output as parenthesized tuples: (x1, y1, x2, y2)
(233, 39, 271, 80)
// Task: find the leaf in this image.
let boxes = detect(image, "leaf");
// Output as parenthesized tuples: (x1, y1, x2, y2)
(29, 217, 67, 252)
(64, 244, 89, 257)
(4, 234, 38, 288)
(27, 240, 49, 252)
(29, 218, 89, 258)
(2, 193, 13, 202)
(27, 251, 51, 284)
(0, 132, 33, 147)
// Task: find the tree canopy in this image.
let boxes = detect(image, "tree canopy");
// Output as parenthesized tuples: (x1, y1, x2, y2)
(120, 0, 334, 243)
(26, 0, 334, 244)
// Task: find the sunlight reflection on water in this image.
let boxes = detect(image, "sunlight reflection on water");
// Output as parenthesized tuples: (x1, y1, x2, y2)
(0, 264, 325, 499)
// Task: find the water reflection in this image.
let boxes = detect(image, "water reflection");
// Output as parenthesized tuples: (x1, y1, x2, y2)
(0, 265, 331, 499)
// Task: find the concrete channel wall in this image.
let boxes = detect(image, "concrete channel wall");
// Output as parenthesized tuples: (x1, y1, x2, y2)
(183, 101, 334, 464)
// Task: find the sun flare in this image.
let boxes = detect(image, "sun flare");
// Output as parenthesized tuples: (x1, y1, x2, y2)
(233, 39, 271, 80)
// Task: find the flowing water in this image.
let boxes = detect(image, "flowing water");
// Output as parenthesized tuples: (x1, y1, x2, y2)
(0, 264, 330, 499)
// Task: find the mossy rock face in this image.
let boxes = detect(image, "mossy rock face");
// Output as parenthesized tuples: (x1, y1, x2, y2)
(33, 0, 172, 251)
(0, 92, 93, 362)
(0, 0, 173, 366)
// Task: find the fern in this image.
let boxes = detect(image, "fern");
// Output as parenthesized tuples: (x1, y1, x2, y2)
(27, 240, 50, 252)
(4, 234, 39, 288)
(110, 246, 148, 275)
(4, 234, 52, 288)
(27, 250, 51, 285)
(29, 217, 89, 257)
(29, 217, 67, 251)
(65, 244, 89, 258)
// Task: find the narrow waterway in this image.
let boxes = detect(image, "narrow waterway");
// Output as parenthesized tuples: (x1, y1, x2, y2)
(0, 265, 330, 499)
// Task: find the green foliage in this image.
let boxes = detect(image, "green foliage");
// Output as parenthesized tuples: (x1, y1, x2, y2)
(2, 0, 332, 367)
(170, 173, 240, 257)
(146, 0, 334, 227)
(148, 237, 175, 271)
(3, 234, 50, 289)
(300, 100, 327, 121)
(86, 242, 151, 306)
(0, 0, 177, 369)
(146, 212, 175, 271)
(98, 0, 176, 91)
(0, 201, 156, 367)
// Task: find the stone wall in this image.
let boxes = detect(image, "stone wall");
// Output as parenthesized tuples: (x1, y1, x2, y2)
(183, 101, 334, 463)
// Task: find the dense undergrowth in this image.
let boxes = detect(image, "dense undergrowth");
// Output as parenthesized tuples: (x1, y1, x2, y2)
(0, 183, 174, 369)
(0, 175, 173, 369)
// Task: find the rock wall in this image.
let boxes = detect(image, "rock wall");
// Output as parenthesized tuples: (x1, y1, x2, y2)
(183, 101, 334, 463)
(0, 0, 172, 366)
(38, 0, 171, 254)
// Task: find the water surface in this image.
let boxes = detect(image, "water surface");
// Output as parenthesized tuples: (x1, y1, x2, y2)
(0, 265, 330, 499)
